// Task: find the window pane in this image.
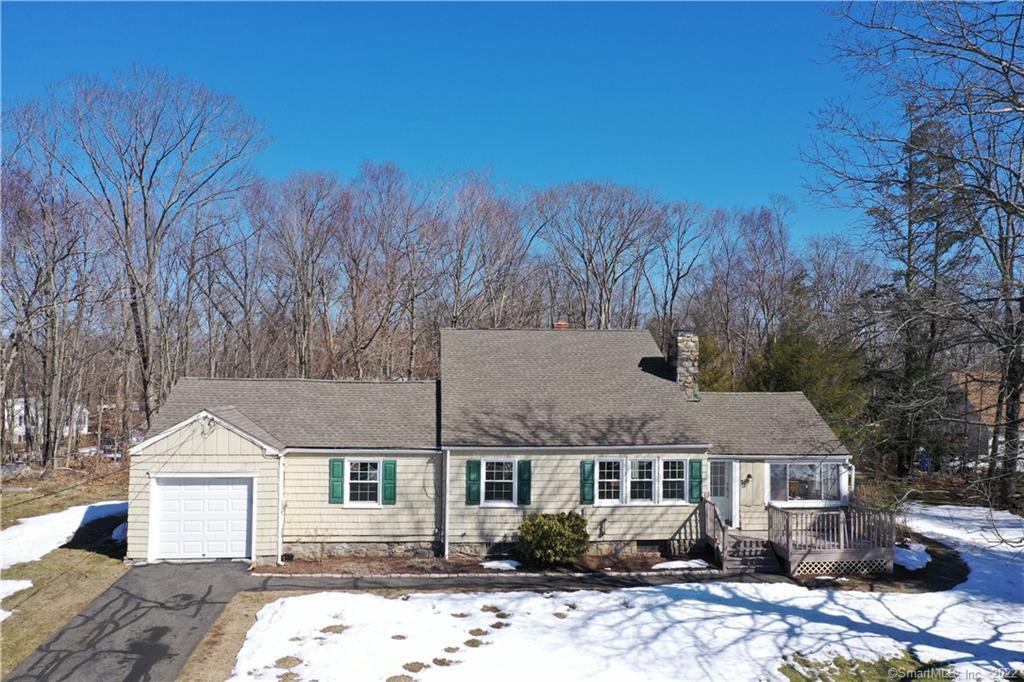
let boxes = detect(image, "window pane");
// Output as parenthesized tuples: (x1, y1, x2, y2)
(598, 461, 621, 501)
(788, 464, 820, 500)
(483, 461, 515, 502)
(662, 460, 687, 500)
(709, 462, 729, 498)
(663, 480, 686, 500)
(770, 464, 788, 501)
(629, 460, 654, 501)
(822, 464, 841, 500)
(348, 462, 379, 502)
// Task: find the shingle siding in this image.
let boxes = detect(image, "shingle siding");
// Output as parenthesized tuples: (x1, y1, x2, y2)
(282, 452, 440, 543)
(127, 419, 279, 561)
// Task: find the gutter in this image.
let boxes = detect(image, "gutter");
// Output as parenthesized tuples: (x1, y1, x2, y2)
(443, 443, 712, 453)
(280, 447, 440, 455)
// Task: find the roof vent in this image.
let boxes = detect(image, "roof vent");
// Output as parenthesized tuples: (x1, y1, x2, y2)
(553, 320, 571, 330)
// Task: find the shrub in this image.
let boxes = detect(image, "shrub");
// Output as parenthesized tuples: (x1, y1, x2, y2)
(516, 512, 590, 566)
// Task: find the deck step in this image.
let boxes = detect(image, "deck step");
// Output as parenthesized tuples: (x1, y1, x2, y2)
(721, 533, 782, 573)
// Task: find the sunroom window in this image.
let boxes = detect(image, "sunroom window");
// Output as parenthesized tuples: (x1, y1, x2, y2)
(770, 463, 842, 502)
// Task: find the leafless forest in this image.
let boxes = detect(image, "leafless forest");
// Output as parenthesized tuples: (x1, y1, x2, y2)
(2, 4, 1021, 507)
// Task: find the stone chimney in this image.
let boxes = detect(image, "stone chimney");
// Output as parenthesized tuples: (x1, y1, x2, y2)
(674, 329, 700, 401)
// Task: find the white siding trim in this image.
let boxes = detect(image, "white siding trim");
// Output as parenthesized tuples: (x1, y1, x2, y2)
(130, 411, 279, 456)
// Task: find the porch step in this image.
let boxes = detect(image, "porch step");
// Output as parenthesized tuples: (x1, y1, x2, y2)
(722, 535, 783, 573)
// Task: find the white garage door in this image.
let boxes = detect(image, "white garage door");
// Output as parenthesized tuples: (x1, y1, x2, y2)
(154, 477, 252, 559)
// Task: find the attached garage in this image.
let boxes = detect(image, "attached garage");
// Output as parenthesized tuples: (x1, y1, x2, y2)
(150, 476, 255, 560)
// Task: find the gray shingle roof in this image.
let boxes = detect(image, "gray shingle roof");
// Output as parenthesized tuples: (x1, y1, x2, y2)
(440, 328, 845, 455)
(148, 378, 437, 450)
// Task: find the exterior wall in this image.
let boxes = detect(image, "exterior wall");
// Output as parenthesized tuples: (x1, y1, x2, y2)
(282, 452, 441, 557)
(127, 420, 279, 562)
(447, 450, 709, 555)
(739, 460, 769, 532)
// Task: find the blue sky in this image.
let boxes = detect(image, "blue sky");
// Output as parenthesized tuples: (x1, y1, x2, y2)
(2, 2, 866, 238)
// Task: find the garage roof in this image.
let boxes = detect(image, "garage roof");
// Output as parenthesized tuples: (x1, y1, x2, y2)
(147, 378, 438, 450)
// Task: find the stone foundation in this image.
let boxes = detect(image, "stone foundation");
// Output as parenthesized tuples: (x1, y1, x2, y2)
(283, 541, 438, 560)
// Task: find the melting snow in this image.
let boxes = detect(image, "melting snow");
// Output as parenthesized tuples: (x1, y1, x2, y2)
(480, 560, 520, 571)
(894, 543, 932, 571)
(0, 500, 126, 622)
(230, 504, 1024, 681)
(651, 559, 711, 570)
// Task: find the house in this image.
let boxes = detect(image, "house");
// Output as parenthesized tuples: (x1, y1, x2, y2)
(127, 328, 885, 574)
(4, 398, 90, 446)
(946, 370, 1023, 472)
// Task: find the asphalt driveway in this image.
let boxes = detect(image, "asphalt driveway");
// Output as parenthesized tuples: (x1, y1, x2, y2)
(7, 562, 253, 682)
(9, 562, 780, 681)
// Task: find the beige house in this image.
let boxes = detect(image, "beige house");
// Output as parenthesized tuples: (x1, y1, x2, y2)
(127, 328, 854, 569)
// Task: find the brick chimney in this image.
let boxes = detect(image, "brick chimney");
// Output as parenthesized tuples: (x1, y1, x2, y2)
(553, 320, 571, 330)
(674, 329, 700, 401)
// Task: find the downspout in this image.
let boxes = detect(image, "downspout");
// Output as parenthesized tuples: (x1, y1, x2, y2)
(443, 448, 451, 559)
(277, 452, 285, 566)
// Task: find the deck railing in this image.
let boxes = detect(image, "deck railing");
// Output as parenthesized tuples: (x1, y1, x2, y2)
(767, 503, 895, 557)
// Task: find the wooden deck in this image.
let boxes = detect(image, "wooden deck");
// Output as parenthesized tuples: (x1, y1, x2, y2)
(700, 499, 895, 576)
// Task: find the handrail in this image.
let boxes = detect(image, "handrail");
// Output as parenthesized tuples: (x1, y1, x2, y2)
(700, 497, 730, 564)
(766, 502, 895, 552)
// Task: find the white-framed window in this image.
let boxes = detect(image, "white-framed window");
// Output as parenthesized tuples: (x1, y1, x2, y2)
(769, 462, 843, 504)
(629, 459, 655, 502)
(661, 459, 688, 501)
(347, 459, 381, 505)
(482, 458, 516, 506)
(597, 459, 624, 504)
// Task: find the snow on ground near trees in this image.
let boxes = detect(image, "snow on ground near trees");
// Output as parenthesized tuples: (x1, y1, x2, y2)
(894, 543, 931, 571)
(0, 501, 127, 621)
(230, 504, 1024, 681)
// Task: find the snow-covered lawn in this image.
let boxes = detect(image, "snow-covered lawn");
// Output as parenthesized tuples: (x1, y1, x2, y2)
(0, 500, 126, 621)
(230, 504, 1023, 681)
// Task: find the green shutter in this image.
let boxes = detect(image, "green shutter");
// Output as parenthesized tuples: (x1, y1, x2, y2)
(329, 458, 345, 504)
(580, 459, 595, 505)
(517, 460, 532, 506)
(689, 459, 702, 503)
(466, 459, 481, 505)
(382, 460, 397, 505)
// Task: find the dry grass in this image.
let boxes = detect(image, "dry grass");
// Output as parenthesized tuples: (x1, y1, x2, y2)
(179, 590, 309, 682)
(1, 467, 128, 529)
(0, 547, 128, 678)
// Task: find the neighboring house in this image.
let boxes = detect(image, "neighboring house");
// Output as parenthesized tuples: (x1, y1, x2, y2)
(946, 370, 1023, 473)
(4, 398, 90, 446)
(127, 328, 869, 573)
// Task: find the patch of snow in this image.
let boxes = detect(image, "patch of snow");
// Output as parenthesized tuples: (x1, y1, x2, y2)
(230, 504, 1024, 682)
(480, 560, 519, 571)
(111, 522, 128, 543)
(0, 500, 127, 570)
(651, 559, 710, 570)
(894, 543, 931, 571)
(0, 580, 33, 622)
(0, 500, 126, 624)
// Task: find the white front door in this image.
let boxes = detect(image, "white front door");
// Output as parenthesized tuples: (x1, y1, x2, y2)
(709, 461, 734, 526)
(153, 477, 252, 559)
